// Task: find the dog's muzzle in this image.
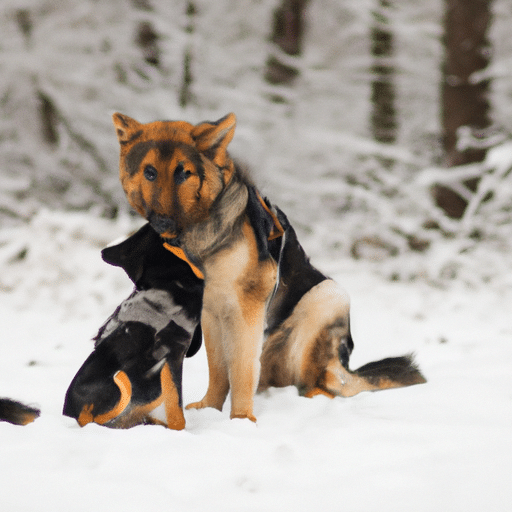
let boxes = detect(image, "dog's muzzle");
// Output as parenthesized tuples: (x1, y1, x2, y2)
(148, 213, 178, 237)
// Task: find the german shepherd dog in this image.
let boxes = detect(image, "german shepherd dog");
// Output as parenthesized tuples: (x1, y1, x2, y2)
(111, 112, 425, 423)
(63, 223, 203, 429)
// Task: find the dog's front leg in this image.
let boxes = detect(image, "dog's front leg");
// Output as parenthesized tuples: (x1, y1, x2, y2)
(225, 296, 267, 422)
(185, 290, 266, 421)
(186, 308, 230, 412)
(227, 251, 277, 421)
(187, 233, 277, 422)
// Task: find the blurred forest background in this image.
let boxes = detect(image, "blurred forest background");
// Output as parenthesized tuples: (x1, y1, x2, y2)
(1, 0, 512, 286)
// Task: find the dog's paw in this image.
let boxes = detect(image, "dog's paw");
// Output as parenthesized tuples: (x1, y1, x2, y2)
(185, 399, 222, 411)
(185, 400, 204, 410)
(230, 412, 257, 423)
(302, 387, 335, 399)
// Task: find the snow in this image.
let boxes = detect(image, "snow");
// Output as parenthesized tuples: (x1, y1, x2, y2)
(1, 0, 512, 510)
(1, 211, 511, 512)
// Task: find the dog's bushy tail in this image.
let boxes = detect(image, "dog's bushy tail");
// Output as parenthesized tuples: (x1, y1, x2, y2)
(0, 398, 40, 426)
(319, 353, 426, 398)
(353, 354, 426, 391)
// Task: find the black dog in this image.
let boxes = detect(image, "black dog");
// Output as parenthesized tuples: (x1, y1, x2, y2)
(63, 223, 203, 429)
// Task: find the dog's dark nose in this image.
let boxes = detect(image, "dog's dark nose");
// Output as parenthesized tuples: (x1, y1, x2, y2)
(149, 214, 176, 235)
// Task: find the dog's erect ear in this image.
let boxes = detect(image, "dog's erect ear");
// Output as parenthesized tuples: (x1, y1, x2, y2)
(112, 113, 143, 144)
(191, 113, 236, 167)
(101, 223, 156, 284)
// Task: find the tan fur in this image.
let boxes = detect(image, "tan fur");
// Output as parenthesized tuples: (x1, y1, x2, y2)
(78, 370, 132, 426)
(13, 410, 40, 426)
(19, 414, 38, 425)
(303, 388, 335, 399)
(187, 219, 277, 421)
(317, 359, 408, 397)
(259, 280, 351, 394)
(258, 279, 419, 398)
(150, 362, 186, 430)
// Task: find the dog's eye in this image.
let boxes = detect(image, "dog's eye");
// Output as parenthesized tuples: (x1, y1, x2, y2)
(174, 163, 192, 184)
(144, 165, 158, 181)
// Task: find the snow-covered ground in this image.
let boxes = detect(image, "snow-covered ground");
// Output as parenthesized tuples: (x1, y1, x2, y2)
(1, 1, 512, 509)
(1, 210, 510, 512)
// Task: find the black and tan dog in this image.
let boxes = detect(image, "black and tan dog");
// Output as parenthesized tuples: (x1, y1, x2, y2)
(63, 223, 203, 429)
(111, 112, 426, 424)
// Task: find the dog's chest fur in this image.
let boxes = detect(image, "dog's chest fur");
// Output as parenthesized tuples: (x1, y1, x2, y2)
(178, 178, 249, 266)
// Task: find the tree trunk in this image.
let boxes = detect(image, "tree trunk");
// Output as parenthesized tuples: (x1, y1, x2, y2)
(179, 2, 196, 108)
(136, 21, 160, 68)
(265, 0, 309, 88)
(435, 0, 492, 218)
(370, 0, 397, 145)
